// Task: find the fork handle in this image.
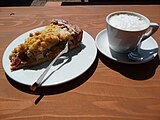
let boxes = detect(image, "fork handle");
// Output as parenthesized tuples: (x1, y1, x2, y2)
(30, 51, 63, 91)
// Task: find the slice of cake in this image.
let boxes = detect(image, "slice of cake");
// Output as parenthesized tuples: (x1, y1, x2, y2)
(9, 19, 83, 71)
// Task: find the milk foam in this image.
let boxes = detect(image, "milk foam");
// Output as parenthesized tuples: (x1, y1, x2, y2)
(109, 14, 148, 31)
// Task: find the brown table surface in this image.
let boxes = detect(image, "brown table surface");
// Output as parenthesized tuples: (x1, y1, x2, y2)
(0, 5, 160, 120)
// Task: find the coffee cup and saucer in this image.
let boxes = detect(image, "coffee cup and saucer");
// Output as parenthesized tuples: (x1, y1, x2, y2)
(95, 11, 159, 64)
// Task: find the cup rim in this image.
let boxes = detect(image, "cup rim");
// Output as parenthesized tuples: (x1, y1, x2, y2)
(106, 11, 150, 32)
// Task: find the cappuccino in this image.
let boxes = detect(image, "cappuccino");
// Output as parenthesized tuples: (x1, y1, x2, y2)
(109, 13, 148, 31)
(106, 11, 159, 53)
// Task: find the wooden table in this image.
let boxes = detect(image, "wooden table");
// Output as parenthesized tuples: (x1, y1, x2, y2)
(0, 5, 160, 120)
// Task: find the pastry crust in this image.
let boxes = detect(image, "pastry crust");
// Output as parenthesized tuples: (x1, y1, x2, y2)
(9, 19, 83, 71)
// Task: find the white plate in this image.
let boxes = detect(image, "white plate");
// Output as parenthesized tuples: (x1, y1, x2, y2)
(95, 29, 158, 64)
(2, 27, 97, 86)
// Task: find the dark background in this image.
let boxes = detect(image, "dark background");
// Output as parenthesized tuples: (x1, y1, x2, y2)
(0, 0, 33, 6)
(0, 0, 160, 7)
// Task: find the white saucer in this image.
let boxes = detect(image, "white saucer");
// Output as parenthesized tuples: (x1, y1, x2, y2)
(95, 29, 158, 64)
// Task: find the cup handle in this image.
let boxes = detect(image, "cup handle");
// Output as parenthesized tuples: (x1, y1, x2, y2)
(141, 22, 159, 42)
(128, 23, 159, 62)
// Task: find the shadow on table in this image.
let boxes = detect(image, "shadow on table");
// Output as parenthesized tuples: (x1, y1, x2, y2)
(6, 55, 98, 95)
(98, 51, 160, 80)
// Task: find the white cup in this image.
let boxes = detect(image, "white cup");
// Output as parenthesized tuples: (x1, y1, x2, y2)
(106, 11, 159, 53)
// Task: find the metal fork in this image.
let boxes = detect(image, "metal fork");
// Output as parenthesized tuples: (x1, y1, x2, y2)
(30, 42, 69, 91)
